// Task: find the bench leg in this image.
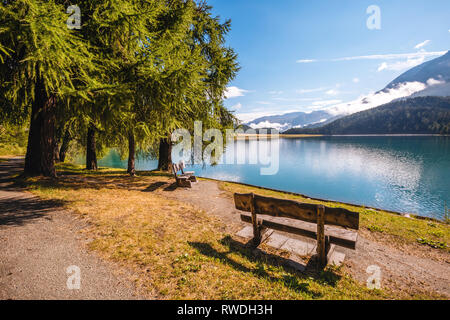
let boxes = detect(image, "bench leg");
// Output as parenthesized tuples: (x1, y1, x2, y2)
(176, 178, 192, 188)
(251, 216, 262, 247)
(316, 205, 327, 267)
(250, 193, 262, 247)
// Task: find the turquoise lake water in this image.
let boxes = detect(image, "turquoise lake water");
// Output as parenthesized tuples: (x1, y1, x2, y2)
(77, 136, 450, 220)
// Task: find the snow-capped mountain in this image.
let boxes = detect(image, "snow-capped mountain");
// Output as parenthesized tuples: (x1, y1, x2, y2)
(243, 50, 449, 130)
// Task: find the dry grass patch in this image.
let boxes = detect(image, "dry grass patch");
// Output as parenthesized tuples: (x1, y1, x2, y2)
(23, 171, 403, 300)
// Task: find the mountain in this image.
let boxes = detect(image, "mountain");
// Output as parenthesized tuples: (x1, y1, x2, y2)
(245, 110, 334, 131)
(242, 50, 449, 132)
(386, 51, 450, 90)
(382, 50, 450, 99)
(284, 96, 450, 135)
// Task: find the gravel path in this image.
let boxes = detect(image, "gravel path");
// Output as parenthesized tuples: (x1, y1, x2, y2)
(0, 159, 143, 300)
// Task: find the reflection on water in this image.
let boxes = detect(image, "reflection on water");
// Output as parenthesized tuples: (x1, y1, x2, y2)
(76, 136, 450, 220)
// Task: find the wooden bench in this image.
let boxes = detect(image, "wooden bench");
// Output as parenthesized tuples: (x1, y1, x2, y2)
(172, 162, 197, 188)
(234, 193, 359, 267)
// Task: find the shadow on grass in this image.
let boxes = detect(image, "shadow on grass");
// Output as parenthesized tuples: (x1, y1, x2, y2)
(189, 236, 342, 297)
(0, 196, 66, 226)
(11, 171, 170, 193)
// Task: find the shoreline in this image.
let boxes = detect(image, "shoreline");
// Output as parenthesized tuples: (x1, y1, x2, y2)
(198, 176, 445, 223)
(236, 133, 450, 139)
(4, 156, 446, 223)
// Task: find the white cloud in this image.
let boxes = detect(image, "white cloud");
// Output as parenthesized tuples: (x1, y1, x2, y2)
(272, 97, 318, 102)
(414, 40, 431, 49)
(256, 101, 271, 105)
(237, 108, 315, 123)
(332, 51, 446, 61)
(312, 100, 342, 106)
(269, 91, 283, 95)
(296, 87, 326, 94)
(296, 59, 317, 63)
(295, 51, 447, 69)
(236, 112, 280, 123)
(377, 56, 425, 72)
(426, 78, 445, 86)
(249, 121, 290, 131)
(353, 78, 360, 83)
(326, 81, 427, 116)
(230, 103, 242, 110)
(326, 89, 340, 96)
(224, 86, 249, 99)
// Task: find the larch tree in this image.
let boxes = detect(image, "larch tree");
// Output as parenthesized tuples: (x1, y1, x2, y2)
(0, 0, 102, 177)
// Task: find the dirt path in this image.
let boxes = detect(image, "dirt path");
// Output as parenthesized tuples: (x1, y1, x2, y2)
(0, 159, 144, 300)
(155, 179, 450, 298)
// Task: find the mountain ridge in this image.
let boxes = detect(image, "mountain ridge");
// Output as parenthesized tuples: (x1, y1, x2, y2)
(242, 50, 449, 131)
(284, 96, 450, 135)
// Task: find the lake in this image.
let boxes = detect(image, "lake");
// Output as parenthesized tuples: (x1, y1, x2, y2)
(77, 136, 450, 220)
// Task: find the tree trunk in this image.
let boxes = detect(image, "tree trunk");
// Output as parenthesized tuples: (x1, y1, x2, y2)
(53, 141, 60, 163)
(157, 137, 172, 172)
(127, 131, 136, 176)
(24, 79, 57, 177)
(86, 125, 98, 171)
(59, 129, 71, 163)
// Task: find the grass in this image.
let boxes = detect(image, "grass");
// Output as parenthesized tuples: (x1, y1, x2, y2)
(16, 164, 411, 300)
(0, 143, 26, 157)
(219, 182, 450, 253)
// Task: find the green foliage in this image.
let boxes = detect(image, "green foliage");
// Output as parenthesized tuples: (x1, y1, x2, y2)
(367, 225, 384, 233)
(0, 0, 101, 109)
(416, 238, 447, 249)
(0, 0, 240, 174)
(0, 123, 28, 156)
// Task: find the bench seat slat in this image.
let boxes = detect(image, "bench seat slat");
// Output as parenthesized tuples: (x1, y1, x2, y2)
(240, 213, 358, 250)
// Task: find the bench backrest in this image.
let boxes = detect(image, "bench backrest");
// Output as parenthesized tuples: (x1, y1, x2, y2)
(172, 163, 180, 176)
(172, 162, 187, 176)
(234, 193, 359, 230)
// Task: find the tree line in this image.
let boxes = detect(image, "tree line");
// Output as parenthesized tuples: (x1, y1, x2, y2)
(0, 0, 239, 177)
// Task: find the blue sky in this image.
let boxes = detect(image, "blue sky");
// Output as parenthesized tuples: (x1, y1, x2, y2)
(208, 0, 450, 122)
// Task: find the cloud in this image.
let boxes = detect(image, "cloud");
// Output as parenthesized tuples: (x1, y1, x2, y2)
(312, 100, 342, 106)
(414, 40, 431, 49)
(249, 121, 290, 131)
(269, 91, 284, 95)
(296, 87, 326, 94)
(295, 51, 447, 70)
(377, 56, 425, 72)
(326, 89, 340, 96)
(296, 59, 317, 63)
(325, 81, 427, 116)
(230, 103, 242, 110)
(426, 78, 445, 86)
(353, 78, 360, 83)
(224, 86, 249, 99)
(272, 97, 318, 102)
(332, 51, 446, 61)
